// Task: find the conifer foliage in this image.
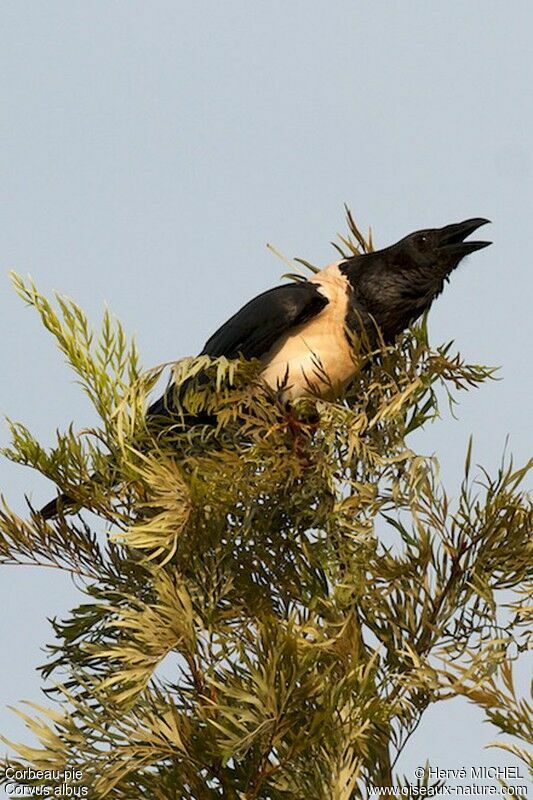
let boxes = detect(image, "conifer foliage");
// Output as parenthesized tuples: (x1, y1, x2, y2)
(1, 216, 531, 798)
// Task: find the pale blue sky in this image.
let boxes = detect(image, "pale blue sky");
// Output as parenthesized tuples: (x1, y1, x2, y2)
(1, 0, 531, 787)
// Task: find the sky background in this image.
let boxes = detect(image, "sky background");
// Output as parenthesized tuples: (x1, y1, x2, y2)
(1, 0, 532, 790)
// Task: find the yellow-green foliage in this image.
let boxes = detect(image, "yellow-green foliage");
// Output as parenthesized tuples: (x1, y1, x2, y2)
(0, 216, 531, 798)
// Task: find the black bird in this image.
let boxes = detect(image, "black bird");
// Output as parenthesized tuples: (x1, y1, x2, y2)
(40, 217, 491, 518)
(150, 217, 491, 408)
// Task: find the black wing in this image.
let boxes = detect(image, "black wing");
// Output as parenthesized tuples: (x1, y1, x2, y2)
(42, 283, 328, 517)
(201, 281, 328, 358)
(147, 281, 328, 417)
(41, 283, 328, 517)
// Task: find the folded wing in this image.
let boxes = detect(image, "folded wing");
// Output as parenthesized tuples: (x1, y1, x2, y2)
(148, 281, 328, 416)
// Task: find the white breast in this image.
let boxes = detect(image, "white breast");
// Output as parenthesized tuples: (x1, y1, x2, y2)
(260, 262, 357, 400)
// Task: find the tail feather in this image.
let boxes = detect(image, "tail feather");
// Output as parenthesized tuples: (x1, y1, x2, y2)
(40, 492, 75, 520)
(40, 376, 217, 520)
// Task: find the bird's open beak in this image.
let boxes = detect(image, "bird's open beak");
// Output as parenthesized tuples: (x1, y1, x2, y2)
(438, 218, 492, 255)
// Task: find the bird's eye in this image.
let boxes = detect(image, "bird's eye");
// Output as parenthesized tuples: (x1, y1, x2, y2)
(417, 234, 428, 247)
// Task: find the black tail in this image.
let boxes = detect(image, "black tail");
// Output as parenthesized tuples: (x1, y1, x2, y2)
(40, 379, 214, 519)
(40, 492, 75, 520)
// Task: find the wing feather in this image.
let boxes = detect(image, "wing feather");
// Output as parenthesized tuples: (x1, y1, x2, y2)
(148, 281, 328, 417)
(201, 282, 328, 359)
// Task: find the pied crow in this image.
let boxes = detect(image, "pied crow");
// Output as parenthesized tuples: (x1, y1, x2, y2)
(40, 217, 491, 519)
(149, 217, 491, 409)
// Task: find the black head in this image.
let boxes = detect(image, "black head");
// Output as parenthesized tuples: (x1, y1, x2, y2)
(393, 217, 492, 274)
(342, 218, 491, 341)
